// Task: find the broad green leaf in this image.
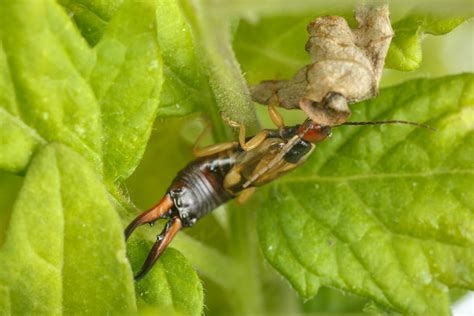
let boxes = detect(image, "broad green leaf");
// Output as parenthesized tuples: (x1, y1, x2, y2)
(257, 74, 474, 315)
(0, 0, 102, 174)
(0, 108, 45, 173)
(0, 0, 163, 183)
(127, 237, 203, 316)
(386, 15, 469, 71)
(0, 144, 136, 314)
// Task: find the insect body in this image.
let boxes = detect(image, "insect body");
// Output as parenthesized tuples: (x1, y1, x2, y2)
(125, 116, 433, 280)
(125, 118, 332, 280)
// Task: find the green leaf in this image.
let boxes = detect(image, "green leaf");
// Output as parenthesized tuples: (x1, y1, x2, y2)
(127, 238, 203, 316)
(88, 0, 163, 181)
(0, 0, 102, 174)
(61, 0, 214, 118)
(154, 0, 210, 117)
(0, 0, 163, 182)
(257, 74, 474, 315)
(0, 144, 136, 314)
(59, 0, 123, 45)
(386, 15, 469, 71)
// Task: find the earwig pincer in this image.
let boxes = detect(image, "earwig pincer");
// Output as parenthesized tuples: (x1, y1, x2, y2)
(125, 114, 434, 281)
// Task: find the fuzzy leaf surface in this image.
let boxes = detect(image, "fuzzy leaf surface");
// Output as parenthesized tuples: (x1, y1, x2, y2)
(0, 0, 164, 182)
(61, 0, 214, 118)
(0, 144, 136, 314)
(257, 74, 474, 315)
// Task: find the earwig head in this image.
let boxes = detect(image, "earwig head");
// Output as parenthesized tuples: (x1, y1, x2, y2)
(298, 119, 332, 143)
(297, 118, 435, 144)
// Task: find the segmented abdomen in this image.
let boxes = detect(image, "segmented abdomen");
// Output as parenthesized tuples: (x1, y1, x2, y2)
(168, 152, 238, 227)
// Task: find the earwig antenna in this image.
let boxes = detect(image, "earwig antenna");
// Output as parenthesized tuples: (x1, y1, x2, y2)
(340, 120, 436, 131)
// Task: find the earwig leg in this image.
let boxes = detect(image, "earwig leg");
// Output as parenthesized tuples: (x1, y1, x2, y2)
(241, 130, 268, 151)
(242, 134, 301, 189)
(192, 120, 239, 157)
(236, 187, 256, 204)
(125, 195, 174, 240)
(193, 142, 238, 158)
(134, 217, 183, 281)
(268, 96, 285, 129)
(224, 168, 242, 189)
(222, 116, 268, 151)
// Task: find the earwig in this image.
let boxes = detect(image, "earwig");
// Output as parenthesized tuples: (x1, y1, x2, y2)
(125, 117, 434, 280)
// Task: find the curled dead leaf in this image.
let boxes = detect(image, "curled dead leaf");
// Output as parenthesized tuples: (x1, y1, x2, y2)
(250, 4, 393, 126)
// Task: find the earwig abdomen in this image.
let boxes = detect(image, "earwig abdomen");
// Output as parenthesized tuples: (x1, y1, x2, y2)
(168, 152, 239, 227)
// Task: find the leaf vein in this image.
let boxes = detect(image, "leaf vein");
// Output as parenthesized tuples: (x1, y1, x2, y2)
(343, 181, 428, 311)
(0, 108, 46, 143)
(285, 186, 395, 309)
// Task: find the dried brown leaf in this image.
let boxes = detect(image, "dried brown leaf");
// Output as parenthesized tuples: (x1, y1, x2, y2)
(251, 4, 393, 125)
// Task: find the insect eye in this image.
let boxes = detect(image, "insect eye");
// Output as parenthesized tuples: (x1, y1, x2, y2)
(321, 126, 332, 136)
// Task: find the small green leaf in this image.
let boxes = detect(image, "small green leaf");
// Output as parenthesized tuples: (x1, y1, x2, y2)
(386, 15, 469, 71)
(0, 144, 136, 314)
(127, 237, 203, 316)
(88, 0, 163, 181)
(257, 74, 474, 315)
(155, 0, 209, 117)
